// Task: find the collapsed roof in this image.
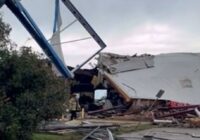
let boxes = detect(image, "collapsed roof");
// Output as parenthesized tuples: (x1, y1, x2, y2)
(98, 53, 200, 104)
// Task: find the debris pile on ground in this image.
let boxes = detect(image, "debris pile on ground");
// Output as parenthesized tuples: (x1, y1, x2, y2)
(37, 119, 120, 139)
(84, 100, 200, 128)
(75, 52, 200, 128)
(152, 104, 200, 127)
(117, 127, 200, 140)
(37, 117, 155, 139)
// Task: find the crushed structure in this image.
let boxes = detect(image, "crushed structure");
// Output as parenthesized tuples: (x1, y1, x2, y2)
(69, 52, 200, 126)
(97, 52, 200, 105)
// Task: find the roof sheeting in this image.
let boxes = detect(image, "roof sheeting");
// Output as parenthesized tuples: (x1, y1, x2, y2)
(100, 53, 200, 104)
(99, 53, 154, 74)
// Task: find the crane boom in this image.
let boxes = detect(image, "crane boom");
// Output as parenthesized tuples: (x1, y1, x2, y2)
(1, 0, 74, 78)
(0, 0, 106, 78)
(61, 0, 106, 49)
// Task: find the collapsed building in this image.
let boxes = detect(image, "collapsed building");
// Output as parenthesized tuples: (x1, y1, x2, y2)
(71, 53, 200, 114)
(99, 53, 200, 104)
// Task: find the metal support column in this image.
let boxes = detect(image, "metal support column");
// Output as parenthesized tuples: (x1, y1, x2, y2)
(5, 0, 73, 78)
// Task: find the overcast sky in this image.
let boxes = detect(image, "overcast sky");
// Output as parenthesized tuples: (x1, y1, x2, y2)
(1, 0, 200, 68)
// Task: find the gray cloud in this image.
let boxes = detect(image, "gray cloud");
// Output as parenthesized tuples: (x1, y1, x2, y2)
(1, 0, 200, 67)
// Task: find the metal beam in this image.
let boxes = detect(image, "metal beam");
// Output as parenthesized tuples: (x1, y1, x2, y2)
(61, 0, 106, 49)
(72, 48, 104, 72)
(81, 126, 100, 140)
(5, 0, 73, 78)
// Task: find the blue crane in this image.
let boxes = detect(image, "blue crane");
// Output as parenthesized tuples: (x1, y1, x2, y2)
(0, 0, 106, 78)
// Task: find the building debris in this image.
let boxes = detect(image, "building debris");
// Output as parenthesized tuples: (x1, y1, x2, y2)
(63, 52, 200, 129)
(97, 53, 200, 104)
(81, 126, 100, 140)
(81, 127, 115, 140)
(107, 128, 114, 140)
(87, 105, 126, 116)
(117, 127, 200, 140)
(39, 123, 119, 132)
(37, 119, 119, 140)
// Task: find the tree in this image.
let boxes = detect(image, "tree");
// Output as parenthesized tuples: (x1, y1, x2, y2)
(0, 14, 69, 140)
(0, 14, 11, 49)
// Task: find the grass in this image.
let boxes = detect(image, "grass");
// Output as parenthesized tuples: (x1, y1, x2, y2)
(33, 132, 83, 140)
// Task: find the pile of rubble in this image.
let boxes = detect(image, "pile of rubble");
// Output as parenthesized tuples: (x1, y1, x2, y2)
(153, 104, 200, 127)
(82, 52, 200, 128)
(38, 119, 118, 140)
(85, 102, 200, 128)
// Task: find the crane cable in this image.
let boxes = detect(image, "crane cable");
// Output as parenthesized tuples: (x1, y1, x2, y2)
(52, 37, 92, 46)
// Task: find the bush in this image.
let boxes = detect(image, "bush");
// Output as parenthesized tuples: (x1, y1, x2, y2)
(0, 14, 69, 140)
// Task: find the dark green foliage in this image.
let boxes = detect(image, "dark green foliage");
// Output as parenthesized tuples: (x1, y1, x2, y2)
(0, 14, 68, 140)
(0, 14, 11, 49)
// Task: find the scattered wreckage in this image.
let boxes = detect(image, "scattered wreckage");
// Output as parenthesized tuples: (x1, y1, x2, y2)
(40, 52, 200, 138)
(70, 52, 200, 126)
(38, 52, 200, 139)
